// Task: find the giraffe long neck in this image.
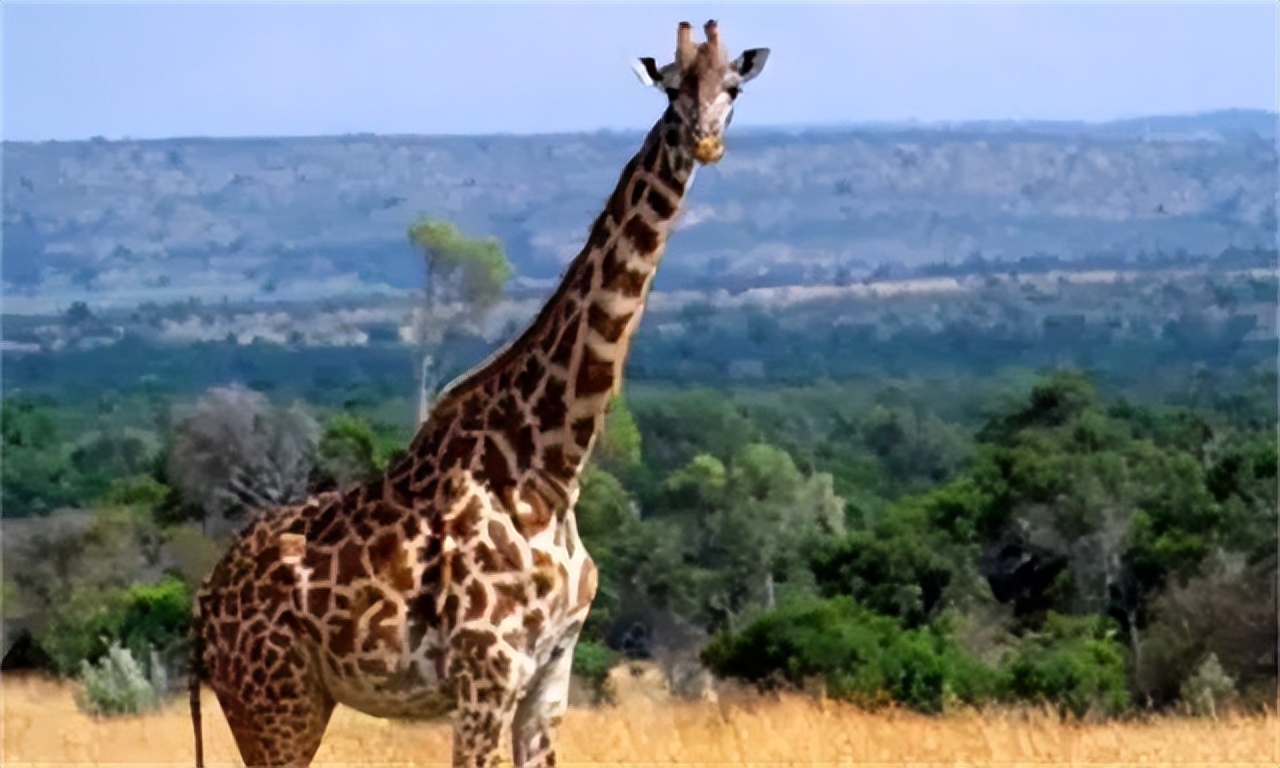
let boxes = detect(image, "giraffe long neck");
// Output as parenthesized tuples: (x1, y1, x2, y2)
(526, 112, 696, 478)
(400, 111, 695, 504)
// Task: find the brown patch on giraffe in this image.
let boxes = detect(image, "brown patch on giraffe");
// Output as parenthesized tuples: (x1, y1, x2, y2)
(513, 355, 546, 397)
(451, 496, 485, 537)
(549, 318, 579, 368)
(571, 416, 595, 449)
(253, 545, 282, 578)
(587, 303, 633, 343)
(439, 433, 479, 471)
(329, 616, 357, 656)
(642, 136, 664, 172)
(334, 540, 367, 585)
(522, 609, 545, 639)
(560, 300, 578, 323)
(485, 393, 521, 439)
(389, 469, 413, 505)
(532, 570, 556, 598)
(480, 434, 513, 488)
(406, 596, 439, 645)
(575, 260, 597, 294)
(306, 586, 332, 617)
(370, 531, 415, 592)
(602, 252, 648, 298)
(441, 592, 461, 625)
(363, 600, 402, 653)
(458, 394, 485, 432)
(629, 179, 650, 207)
(606, 156, 641, 222)
(266, 562, 295, 590)
(574, 344, 615, 397)
(448, 550, 471, 586)
(485, 520, 524, 570)
(513, 424, 537, 469)
(646, 186, 677, 219)
(533, 377, 567, 431)
(587, 213, 611, 250)
(623, 215, 661, 255)
(654, 149, 686, 196)
(305, 552, 335, 581)
(464, 580, 489, 620)
(542, 443, 573, 481)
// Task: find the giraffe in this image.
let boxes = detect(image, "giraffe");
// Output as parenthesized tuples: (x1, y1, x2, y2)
(190, 20, 769, 768)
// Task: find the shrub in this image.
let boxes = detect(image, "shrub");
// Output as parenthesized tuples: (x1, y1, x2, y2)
(43, 587, 129, 676)
(102, 475, 169, 508)
(702, 596, 997, 713)
(1180, 653, 1236, 718)
(39, 576, 191, 679)
(114, 576, 192, 673)
(76, 641, 165, 716)
(572, 640, 620, 705)
(1000, 613, 1129, 718)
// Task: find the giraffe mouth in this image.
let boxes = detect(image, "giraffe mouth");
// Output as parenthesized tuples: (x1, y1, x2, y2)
(693, 137, 725, 164)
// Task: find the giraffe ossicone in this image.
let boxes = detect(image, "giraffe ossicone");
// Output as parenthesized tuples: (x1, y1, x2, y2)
(191, 19, 769, 768)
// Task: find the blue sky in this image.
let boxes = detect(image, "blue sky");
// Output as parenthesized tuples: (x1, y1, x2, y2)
(3, 1, 1276, 141)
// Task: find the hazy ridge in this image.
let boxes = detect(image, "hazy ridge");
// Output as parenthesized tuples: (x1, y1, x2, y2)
(3, 109, 1276, 313)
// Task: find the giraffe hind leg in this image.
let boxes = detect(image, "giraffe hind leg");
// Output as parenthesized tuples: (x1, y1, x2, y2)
(210, 645, 336, 768)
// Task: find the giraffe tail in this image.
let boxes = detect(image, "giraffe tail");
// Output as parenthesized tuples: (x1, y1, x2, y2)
(189, 618, 205, 768)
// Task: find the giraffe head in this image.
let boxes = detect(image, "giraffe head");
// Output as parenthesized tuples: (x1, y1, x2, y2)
(632, 20, 770, 165)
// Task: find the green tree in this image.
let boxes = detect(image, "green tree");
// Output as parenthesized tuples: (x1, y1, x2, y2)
(315, 412, 391, 489)
(2, 395, 77, 516)
(407, 218, 513, 423)
(595, 395, 643, 479)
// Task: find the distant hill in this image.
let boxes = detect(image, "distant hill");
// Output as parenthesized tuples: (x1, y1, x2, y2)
(3, 110, 1276, 313)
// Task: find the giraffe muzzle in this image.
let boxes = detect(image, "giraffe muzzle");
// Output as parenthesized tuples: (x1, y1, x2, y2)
(693, 137, 725, 164)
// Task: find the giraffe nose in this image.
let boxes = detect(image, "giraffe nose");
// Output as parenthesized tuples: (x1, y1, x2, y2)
(694, 136, 725, 164)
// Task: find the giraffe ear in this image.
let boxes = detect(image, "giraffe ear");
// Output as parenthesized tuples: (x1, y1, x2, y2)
(631, 57, 667, 89)
(732, 48, 770, 83)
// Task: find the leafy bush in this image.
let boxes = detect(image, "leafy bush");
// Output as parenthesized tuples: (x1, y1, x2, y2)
(102, 474, 169, 508)
(40, 577, 191, 678)
(702, 596, 996, 713)
(1180, 653, 1236, 717)
(76, 641, 166, 716)
(114, 576, 192, 669)
(572, 640, 620, 705)
(1000, 613, 1129, 718)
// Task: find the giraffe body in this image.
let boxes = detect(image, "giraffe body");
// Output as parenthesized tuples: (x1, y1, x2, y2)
(192, 20, 768, 768)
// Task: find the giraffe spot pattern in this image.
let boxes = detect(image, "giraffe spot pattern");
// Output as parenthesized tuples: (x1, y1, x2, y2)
(192, 66, 703, 768)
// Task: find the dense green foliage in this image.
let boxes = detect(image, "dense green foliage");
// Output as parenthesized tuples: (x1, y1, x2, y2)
(2, 260, 1275, 718)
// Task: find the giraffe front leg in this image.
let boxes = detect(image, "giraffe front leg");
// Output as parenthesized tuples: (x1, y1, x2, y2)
(451, 670, 519, 768)
(511, 626, 582, 768)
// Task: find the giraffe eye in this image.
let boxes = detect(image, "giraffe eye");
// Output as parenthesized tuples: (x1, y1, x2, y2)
(665, 88, 680, 101)
(726, 86, 740, 100)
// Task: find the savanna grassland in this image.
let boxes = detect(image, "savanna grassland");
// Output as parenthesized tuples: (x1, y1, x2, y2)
(3, 671, 1275, 767)
(3, 120, 1277, 768)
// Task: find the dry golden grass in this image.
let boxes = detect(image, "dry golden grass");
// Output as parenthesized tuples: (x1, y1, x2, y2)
(1, 670, 1275, 767)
